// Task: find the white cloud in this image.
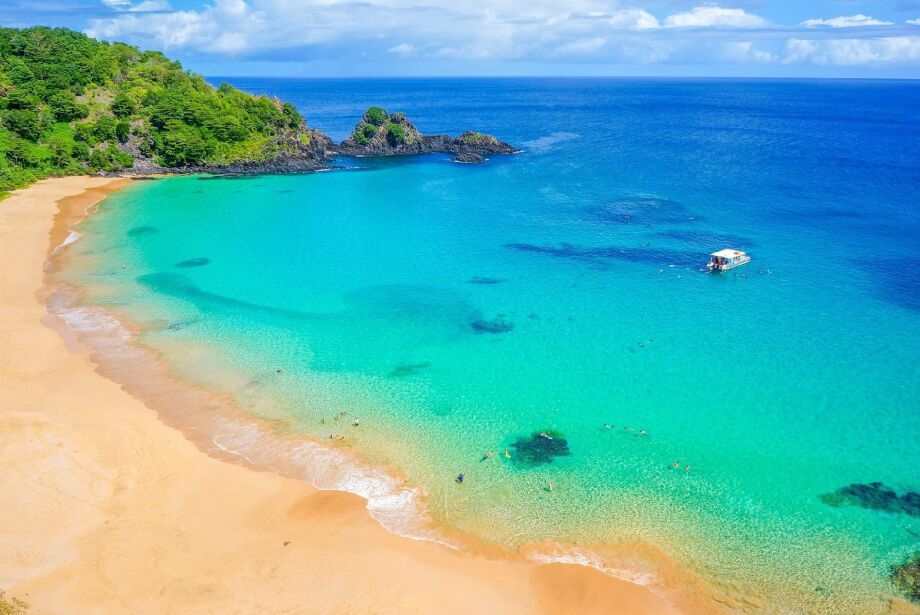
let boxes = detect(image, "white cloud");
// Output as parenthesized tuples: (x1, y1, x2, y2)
(555, 37, 607, 56)
(801, 14, 893, 28)
(609, 8, 659, 31)
(784, 36, 920, 64)
(82, 0, 920, 71)
(129, 0, 171, 11)
(663, 7, 768, 29)
(721, 41, 776, 63)
(907, 18, 920, 25)
(388, 43, 417, 56)
(103, 0, 171, 11)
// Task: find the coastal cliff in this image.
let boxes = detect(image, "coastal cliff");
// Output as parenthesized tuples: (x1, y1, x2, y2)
(336, 107, 517, 163)
(0, 27, 334, 191)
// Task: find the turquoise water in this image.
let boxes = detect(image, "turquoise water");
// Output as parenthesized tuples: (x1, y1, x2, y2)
(59, 79, 920, 612)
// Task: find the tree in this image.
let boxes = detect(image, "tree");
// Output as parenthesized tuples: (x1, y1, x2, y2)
(111, 93, 136, 118)
(115, 120, 130, 143)
(48, 90, 88, 121)
(366, 106, 387, 126)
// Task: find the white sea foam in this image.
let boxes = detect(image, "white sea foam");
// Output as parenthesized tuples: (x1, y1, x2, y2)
(51, 230, 81, 255)
(50, 286, 457, 548)
(529, 545, 656, 586)
(521, 131, 580, 154)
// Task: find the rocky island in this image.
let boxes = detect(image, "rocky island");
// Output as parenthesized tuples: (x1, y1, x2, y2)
(335, 107, 517, 163)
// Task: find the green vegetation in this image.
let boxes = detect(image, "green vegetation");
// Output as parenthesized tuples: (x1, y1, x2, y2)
(457, 131, 489, 145)
(0, 591, 28, 615)
(365, 106, 387, 126)
(385, 122, 406, 146)
(1, 26, 311, 193)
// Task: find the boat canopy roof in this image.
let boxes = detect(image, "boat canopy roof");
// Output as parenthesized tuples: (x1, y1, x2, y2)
(710, 249, 745, 258)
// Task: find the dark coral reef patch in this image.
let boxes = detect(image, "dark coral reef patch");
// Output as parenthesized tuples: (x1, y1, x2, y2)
(820, 482, 920, 517)
(891, 554, 920, 603)
(510, 430, 571, 466)
(471, 315, 514, 334)
(127, 225, 159, 237)
(175, 257, 211, 268)
(467, 276, 505, 285)
(389, 362, 431, 377)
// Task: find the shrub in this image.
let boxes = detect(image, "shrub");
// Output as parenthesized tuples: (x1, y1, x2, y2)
(3, 109, 41, 140)
(115, 120, 130, 143)
(93, 115, 117, 142)
(48, 91, 88, 121)
(385, 122, 405, 146)
(365, 106, 387, 126)
(111, 93, 136, 118)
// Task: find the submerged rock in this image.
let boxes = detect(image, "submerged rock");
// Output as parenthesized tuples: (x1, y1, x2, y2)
(389, 362, 431, 377)
(470, 315, 514, 334)
(820, 482, 920, 517)
(510, 430, 571, 466)
(127, 225, 159, 237)
(175, 257, 211, 268)
(467, 276, 505, 285)
(891, 554, 920, 603)
(336, 107, 516, 159)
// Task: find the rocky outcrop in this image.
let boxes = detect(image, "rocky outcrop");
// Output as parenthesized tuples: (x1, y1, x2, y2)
(112, 124, 335, 177)
(335, 107, 516, 161)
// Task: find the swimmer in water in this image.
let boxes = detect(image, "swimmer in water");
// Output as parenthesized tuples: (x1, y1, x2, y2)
(456, 473, 465, 484)
(684, 464, 691, 472)
(539, 432, 553, 440)
(639, 429, 647, 436)
(546, 480, 554, 492)
(672, 460, 680, 469)
(504, 449, 511, 459)
(353, 418, 360, 426)
(603, 423, 613, 430)
(624, 426, 633, 432)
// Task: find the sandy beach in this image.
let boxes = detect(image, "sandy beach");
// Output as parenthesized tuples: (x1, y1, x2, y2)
(0, 176, 684, 614)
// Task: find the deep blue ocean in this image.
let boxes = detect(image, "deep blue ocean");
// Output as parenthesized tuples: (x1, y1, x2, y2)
(60, 78, 920, 612)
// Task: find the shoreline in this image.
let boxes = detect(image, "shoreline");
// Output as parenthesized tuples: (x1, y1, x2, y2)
(0, 176, 686, 614)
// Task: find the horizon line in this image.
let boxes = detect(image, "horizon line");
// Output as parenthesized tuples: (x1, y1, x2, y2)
(202, 74, 920, 82)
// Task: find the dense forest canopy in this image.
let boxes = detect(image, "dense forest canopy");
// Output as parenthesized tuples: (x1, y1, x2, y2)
(0, 27, 312, 193)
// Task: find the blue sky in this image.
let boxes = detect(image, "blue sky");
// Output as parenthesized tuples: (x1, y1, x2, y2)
(3, 0, 920, 77)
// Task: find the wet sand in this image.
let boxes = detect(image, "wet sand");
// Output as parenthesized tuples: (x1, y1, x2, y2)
(0, 176, 683, 614)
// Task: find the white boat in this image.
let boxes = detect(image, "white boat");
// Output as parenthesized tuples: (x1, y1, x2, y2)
(707, 249, 750, 272)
